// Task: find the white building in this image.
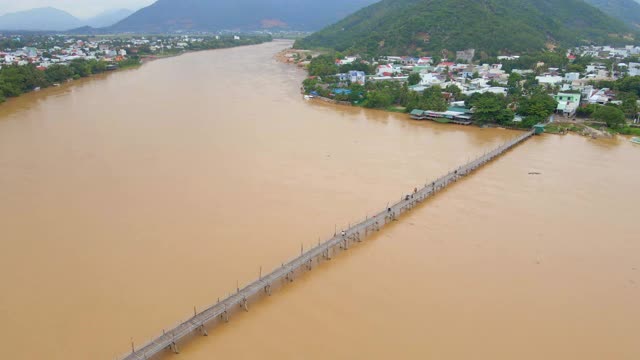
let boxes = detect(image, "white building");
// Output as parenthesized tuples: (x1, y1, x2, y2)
(565, 72, 580, 81)
(536, 75, 563, 85)
(348, 70, 366, 85)
(337, 56, 357, 65)
(419, 73, 443, 86)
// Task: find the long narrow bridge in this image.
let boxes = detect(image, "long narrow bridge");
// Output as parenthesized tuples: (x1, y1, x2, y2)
(121, 129, 535, 360)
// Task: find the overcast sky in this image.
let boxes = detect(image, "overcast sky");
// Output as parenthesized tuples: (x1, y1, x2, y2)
(0, 0, 156, 18)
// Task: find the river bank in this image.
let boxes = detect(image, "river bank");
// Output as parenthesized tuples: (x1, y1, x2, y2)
(0, 37, 273, 107)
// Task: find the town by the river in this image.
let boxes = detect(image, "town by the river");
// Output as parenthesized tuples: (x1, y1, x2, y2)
(0, 40, 638, 360)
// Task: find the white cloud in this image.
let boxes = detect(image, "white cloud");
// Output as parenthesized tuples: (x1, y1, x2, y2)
(0, 0, 156, 18)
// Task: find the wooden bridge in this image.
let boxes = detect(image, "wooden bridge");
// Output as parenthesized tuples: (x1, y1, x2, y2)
(121, 129, 535, 360)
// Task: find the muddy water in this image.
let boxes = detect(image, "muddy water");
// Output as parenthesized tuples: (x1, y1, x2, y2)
(0, 41, 638, 360)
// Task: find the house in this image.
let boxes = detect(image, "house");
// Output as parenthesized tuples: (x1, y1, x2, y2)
(586, 88, 611, 104)
(417, 57, 433, 65)
(436, 62, 455, 71)
(336, 73, 349, 82)
(400, 56, 417, 65)
(336, 56, 357, 65)
(376, 64, 400, 76)
(348, 70, 366, 85)
(554, 93, 581, 116)
(565, 72, 580, 81)
(629, 62, 640, 77)
(419, 73, 444, 86)
(536, 75, 563, 85)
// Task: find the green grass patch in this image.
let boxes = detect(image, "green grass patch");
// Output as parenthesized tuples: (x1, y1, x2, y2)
(615, 126, 640, 136)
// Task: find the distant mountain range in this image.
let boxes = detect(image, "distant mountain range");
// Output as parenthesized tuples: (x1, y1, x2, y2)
(85, 9, 134, 28)
(0, 7, 132, 31)
(105, 0, 379, 33)
(1, 0, 640, 35)
(296, 0, 636, 56)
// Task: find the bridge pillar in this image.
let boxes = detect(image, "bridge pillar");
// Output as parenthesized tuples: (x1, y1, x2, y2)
(264, 284, 272, 296)
(240, 297, 249, 312)
(221, 310, 229, 322)
(306, 259, 313, 270)
(198, 325, 208, 336)
(169, 342, 179, 354)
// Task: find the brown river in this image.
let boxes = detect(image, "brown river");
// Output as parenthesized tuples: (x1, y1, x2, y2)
(0, 40, 638, 360)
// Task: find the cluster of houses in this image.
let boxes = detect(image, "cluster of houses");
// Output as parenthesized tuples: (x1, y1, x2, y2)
(0, 35, 223, 70)
(335, 54, 515, 97)
(330, 44, 640, 122)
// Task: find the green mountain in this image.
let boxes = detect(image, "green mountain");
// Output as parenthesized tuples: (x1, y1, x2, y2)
(583, 0, 640, 28)
(295, 0, 635, 56)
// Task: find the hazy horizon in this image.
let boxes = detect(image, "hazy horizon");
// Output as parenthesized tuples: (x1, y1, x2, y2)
(0, 0, 155, 18)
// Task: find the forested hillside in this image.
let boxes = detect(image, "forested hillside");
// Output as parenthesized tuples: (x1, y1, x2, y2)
(584, 0, 640, 28)
(296, 0, 635, 56)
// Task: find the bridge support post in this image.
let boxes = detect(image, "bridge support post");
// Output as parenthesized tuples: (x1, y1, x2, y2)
(240, 297, 249, 312)
(221, 310, 229, 322)
(198, 325, 208, 336)
(169, 342, 179, 354)
(285, 271, 294, 282)
(264, 284, 272, 296)
(306, 259, 313, 270)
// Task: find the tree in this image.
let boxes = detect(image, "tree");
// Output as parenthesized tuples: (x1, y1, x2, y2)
(467, 92, 508, 124)
(617, 76, 640, 97)
(364, 89, 393, 108)
(576, 104, 598, 118)
(408, 73, 421, 86)
(619, 92, 639, 119)
(518, 92, 557, 119)
(421, 85, 448, 112)
(307, 55, 338, 77)
(593, 105, 626, 128)
(444, 84, 461, 100)
(45, 64, 73, 83)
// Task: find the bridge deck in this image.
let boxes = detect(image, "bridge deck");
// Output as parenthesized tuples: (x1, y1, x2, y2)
(121, 130, 535, 360)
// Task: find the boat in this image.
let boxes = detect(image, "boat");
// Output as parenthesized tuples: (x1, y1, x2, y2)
(631, 137, 640, 144)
